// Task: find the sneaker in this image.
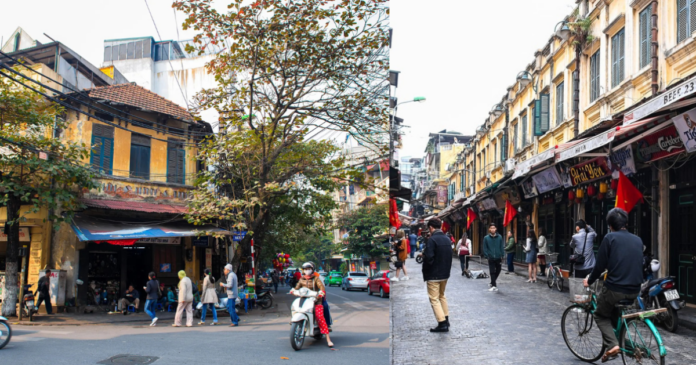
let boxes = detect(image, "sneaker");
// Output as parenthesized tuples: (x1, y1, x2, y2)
(211, 322, 218, 326)
(151, 317, 158, 327)
(488, 286, 498, 292)
(198, 321, 205, 325)
(492, 286, 499, 292)
(402, 276, 409, 281)
(390, 277, 400, 282)
(488, 283, 493, 288)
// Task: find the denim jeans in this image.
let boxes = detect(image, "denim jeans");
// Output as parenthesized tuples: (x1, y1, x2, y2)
(227, 296, 239, 325)
(506, 252, 515, 272)
(459, 255, 469, 272)
(201, 303, 218, 323)
(144, 299, 157, 320)
(410, 245, 416, 258)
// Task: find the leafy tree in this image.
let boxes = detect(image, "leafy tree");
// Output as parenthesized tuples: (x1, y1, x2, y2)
(0, 70, 98, 316)
(337, 203, 388, 260)
(175, 0, 389, 269)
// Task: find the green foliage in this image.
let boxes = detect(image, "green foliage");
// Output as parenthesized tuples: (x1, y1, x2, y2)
(337, 204, 389, 260)
(568, 7, 595, 48)
(339, 262, 348, 276)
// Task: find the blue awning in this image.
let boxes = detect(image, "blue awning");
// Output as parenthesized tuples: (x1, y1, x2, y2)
(69, 214, 231, 242)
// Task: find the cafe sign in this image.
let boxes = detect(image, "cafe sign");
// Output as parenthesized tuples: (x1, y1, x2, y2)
(568, 157, 610, 186)
(87, 179, 192, 202)
(636, 125, 685, 163)
(672, 107, 696, 154)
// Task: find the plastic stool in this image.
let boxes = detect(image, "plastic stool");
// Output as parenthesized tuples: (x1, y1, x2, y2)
(127, 304, 137, 313)
(167, 304, 174, 312)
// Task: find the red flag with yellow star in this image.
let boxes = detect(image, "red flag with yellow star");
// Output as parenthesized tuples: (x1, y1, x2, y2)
(615, 171, 643, 213)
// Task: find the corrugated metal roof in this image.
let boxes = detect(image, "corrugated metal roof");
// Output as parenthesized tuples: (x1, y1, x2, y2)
(81, 199, 188, 214)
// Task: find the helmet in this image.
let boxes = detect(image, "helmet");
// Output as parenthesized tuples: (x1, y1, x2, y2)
(301, 262, 315, 271)
(650, 259, 660, 273)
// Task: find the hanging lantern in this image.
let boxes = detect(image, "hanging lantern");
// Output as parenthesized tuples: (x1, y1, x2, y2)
(599, 181, 608, 194)
(568, 190, 575, 200)
(587, 185, 597, 197)
(611, 179, 618, 190)
(576, 188, 584, 199)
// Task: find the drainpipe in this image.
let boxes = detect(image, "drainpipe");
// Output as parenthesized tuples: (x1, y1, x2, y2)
(573, 43, 581, 138)
(651, 1, 659, 96)
(504, 106, 510, 164)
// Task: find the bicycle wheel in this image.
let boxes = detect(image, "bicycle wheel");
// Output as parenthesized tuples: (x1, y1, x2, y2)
(561, 304, 605, 362)
(555, 268, 564, 292)
(547, 267, 555, 288)
(620, 319, 665, 365)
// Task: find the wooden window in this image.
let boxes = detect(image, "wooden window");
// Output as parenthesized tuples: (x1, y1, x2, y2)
(590, 51, 600, 102)
(556, 82, 565, 125)
(522, 114, 528, 147)
(640, 5, 652, 69)
(90, 124, 114, 175)
(167, 140, 186, 184)
(676, 0, 696, 44)
(612, 28, 625, 87)
(130, 134, 151, 180)
(513, 123, 518, 152)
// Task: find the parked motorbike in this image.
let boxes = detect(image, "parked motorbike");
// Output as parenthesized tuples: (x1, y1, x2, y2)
(289, 287, 328, 351)
(636, 259, 686, 333)
(0, 316, 11, 350)
(22, 284, 39, 321)
(256, 288, 273, 310)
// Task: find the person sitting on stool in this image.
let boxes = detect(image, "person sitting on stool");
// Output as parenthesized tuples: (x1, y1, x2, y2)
(118, 285, 140, 313)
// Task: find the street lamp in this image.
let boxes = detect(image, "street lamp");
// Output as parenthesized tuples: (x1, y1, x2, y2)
(516, 71, 538, 94)
(397, 97, 426, 106)
(489, 103, 504, 118)
(554, 20, 571, 41)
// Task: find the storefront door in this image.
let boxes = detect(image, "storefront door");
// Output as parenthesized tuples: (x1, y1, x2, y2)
(670, 188, 696, 304)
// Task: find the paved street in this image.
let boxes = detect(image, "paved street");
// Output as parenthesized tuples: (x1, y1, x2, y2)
(391, 256, 696, 365)
(2, 284, 389, 364)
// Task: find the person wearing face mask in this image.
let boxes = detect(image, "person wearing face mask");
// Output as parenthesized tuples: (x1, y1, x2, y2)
(294, 262, 333, 348)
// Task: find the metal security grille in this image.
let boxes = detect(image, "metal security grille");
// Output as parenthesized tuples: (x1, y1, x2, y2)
(612, 28, 626, 87)
(640, 4, 652, 69)
(590, 51, 600, 102)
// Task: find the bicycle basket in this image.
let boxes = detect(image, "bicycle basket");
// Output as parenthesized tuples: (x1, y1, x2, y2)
(568, 278, 603, 303)
(546, 253, 559, 263)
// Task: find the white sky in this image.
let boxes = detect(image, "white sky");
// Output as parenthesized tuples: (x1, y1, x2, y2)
(391, 0, 577, 159)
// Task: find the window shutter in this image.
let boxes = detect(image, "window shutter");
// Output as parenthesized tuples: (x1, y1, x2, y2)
(556, 84, 564, 124)
(522, 115, 528, 147)
(167, 147, 177, 183)
(513, 124, 518, 151)
(500, 134, 506, 161)
(640, 6, 651, 69)
(91, 135, 102, 170)
(619, 29, 625, 83)
(177, 149, 185, 184)
(102, 138, 113, 175)
(533, 100, 541, 136)
(691, 0, 696, 36)
(540, 93, 550, 131)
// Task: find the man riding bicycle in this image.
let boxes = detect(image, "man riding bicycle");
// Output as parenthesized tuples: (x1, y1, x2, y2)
(583, 207, 643, 362)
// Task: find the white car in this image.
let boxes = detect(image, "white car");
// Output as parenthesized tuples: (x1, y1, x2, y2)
(342, 272, 369, 291)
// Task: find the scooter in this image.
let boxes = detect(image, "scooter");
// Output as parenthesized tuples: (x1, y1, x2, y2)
(289, 287, 329, 351)
(22, 284, 39, 321)
(636, 259, 686, 333)
(0, 315, 11, 350)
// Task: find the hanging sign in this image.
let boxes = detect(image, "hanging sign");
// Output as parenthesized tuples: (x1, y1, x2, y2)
(635, 125, 685, 163)
(476, 198, 497, 211)
(672, 107, 696, 153)
(0, 227, 30, 242)
(568, 157, 611, 186)
(493, 187, 522, 209)
(609, 146, 637, 176)
(531, 167, 563, 194)
(437, 185, 447, 204)
(520, 178, 539, 199)
(135, 237, 181, 245)
(232, 231, 247, 242)
(205, 248, 212, 269)
(556, 164, 574, 188)
(192, 236, 209, 247)
(557, 129, 617, 162)
(512, 149, 555, 179)
(370, 261, 377, 270)
(624, 75, 696, 125)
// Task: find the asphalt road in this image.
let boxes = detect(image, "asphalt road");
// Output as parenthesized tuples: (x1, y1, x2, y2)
(2, 283, 389, 365)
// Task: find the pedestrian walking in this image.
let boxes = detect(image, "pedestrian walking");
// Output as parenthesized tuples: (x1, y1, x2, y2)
(173, 270, 193, 327)
(455, 233, 471, 276)
(524, 229, 539, 283)
(220, 264, 240, 327)
(504, 230, 516, 274)
(408, 231, 418, 258)
(36, 269, 53, 315)
(422, 218, 452, 333)
(584, 208, 643, 362)
(271, 270, 279, 293)
(392, 229, 409, 281)
(144, 272, 160, 326)
(537, 228, 548, 277)
(199, 268, 219, 326)
(570, 219, 596, 278)
(483, 223, 505, 292)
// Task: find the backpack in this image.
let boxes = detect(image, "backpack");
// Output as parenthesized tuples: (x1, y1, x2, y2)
(191, 282, 199, 295)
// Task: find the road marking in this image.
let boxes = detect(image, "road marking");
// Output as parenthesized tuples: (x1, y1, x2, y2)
(13, 337, 46, 342)
(39, 330, 73, 335)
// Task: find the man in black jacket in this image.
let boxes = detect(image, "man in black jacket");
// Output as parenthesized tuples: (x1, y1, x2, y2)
(584, 208, 643, 362)
(422, 218, 452, 333)
(36, 269, 52, 315)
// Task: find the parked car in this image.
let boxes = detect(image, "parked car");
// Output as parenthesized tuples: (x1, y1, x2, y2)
(342, 272, 369, 291)
(367, 271, 391, 298)
(325, 273, 343, 287)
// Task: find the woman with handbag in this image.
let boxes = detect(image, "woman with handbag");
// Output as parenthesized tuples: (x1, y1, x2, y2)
(455, 233, 471, 276)
(198, 268, 219, 325)
(524, 229, 539, 283)
(393, 229, 409, 281)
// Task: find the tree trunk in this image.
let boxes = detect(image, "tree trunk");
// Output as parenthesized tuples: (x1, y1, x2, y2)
(1, 194, 22, 317)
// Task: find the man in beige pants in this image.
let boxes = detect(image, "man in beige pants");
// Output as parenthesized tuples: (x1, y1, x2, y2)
(420, 218, 452, 333)
(173, 270, 193, 327)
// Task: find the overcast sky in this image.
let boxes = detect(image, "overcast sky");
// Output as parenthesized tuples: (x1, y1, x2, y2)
(391, 0, 577, 159)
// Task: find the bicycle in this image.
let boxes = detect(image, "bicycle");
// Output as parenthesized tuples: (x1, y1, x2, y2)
(545, 253, 563, 292)
(561, 272, 667, 364)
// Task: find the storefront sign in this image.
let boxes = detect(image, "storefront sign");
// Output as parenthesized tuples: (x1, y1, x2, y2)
(556, 165, 574, 188)
(477, 198, 497, 211)
(672, 107, 696, 153)
(437, 185, 447, 204)
(493, 187, 522, 208)
(520, 178, 539, 199)
(512, 149, 555, 179)
(192, 236, 209, 247)
(568, 157, 610, 186)
(0, 227, 30, 242)
(370, 261, 377, 270)
(205, 248, 212, 269)
(87, 179, 192, 202)
(609, 146, 637, 176)
(624, 74, 696, 125)
(232, 231, 247, 242)
(554, 191, 564, 203)
(531, 167, 563, 194)
(636, 125, 685, 163)
(557, 129, 617, 163)
(135, 237, 181, 245)
(160, 263, 171, 273)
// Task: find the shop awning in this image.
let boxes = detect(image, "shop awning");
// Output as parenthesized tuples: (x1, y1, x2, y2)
(511, 148, 556, 179)
(81, 199, 188, 214)
(623, 73, 696, 125)
(69, 214, 231, 242)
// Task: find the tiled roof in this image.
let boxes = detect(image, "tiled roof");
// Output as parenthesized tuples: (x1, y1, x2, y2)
(78, 83, 196, 123)
(81, 198, 188, 214)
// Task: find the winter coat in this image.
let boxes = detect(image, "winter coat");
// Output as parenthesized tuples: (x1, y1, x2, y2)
(295, 275, 326, 303)
(504, 237, 516, 254)
(145, 279, 160, 300)
(483, 233, 505, 260)
(178, 277, 194, 302)
(200, 275, 218, 304)
(395, 238, 409, 261)
(570, 227, 597, 270)
(422, 230, 453, 281)
(222, 272, 239, 299)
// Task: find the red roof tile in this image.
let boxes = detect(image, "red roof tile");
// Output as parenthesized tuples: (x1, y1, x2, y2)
(78, 83, 196, 123)
(81, 198, 188, 214)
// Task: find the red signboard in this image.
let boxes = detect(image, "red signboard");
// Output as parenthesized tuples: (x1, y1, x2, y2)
(370, 261, 377, 270)
(568, 157, 611, 186)
(635, 125, 685, 163)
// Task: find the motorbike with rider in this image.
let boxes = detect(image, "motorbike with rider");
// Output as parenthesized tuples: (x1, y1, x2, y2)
(290, 262, 333, 349)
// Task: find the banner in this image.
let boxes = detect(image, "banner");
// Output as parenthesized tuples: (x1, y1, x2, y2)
(635, 125, 685, 163)
(437, 185, 447, 204)
(0, 227, 30, 242)
(135, 237, 180, 245)
(609, 146, 637, 177)
(520, 178, 538, 199)
(568, 157, 611, 186)
(531, 167, 563, 194)
(672, 107, 696, 153)
(493, 187, 522, 209)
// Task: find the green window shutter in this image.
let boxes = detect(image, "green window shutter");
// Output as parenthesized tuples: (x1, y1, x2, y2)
(590, 52, 600, 101)
(500, 134, 506, 161)
(555, 83, 564, 125)
(533, 100, 542, 136)
(522, 115, 528, 147)
(540, 94, 550, 133)
(102, 138, 113, 175)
